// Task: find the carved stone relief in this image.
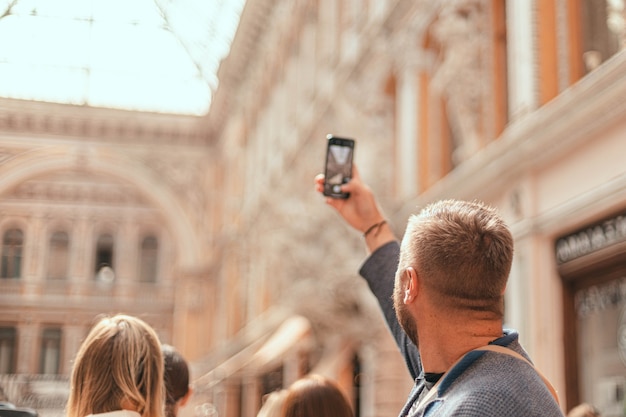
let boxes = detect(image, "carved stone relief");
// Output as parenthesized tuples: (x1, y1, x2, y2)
(138, 152, 206, 228)
(5, 172, 149, 208)
(430, 0, 490, 163)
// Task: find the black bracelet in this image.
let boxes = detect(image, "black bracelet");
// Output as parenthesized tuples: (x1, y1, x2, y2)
(363, 220, 387, 238)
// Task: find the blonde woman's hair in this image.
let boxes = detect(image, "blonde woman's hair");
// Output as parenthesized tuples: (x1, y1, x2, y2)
(67, 314, 165, 417)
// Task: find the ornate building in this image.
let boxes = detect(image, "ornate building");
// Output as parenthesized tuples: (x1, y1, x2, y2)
(199, 0, 626, 416)
(0, 99, 219, 415)
(1, 1, 626, 417)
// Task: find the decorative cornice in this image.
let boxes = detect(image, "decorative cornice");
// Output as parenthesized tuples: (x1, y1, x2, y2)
(207, 0, 277, 137)
(0, 97, 212, 145)
(4, 175, 148, 207)
(397, 50, 626, 217)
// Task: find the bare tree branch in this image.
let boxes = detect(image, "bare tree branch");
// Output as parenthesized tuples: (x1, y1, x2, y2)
(151, 0, 212, 89)
(1, 0, 19, 20)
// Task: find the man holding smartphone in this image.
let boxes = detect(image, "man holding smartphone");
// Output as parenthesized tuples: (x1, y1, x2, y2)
(323, 135, 355, 199)
(314, 165, 564, 417)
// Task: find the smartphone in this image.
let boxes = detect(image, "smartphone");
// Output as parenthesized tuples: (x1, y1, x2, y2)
(323, 134, 355, 199)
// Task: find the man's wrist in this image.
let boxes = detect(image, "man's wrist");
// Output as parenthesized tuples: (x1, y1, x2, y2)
(363, 220, 387, 238)
(364, 221, 396, 253)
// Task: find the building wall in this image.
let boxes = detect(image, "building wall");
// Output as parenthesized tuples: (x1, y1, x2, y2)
(0, 100, 217, 415)
(1, 1, 625, 417)
(203, 0, 626, 416)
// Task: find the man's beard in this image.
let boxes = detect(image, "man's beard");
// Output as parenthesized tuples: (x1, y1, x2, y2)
(393, 281, 419, 348)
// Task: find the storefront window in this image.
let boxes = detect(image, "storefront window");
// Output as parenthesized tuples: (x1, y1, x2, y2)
(576, 277, 626, 416)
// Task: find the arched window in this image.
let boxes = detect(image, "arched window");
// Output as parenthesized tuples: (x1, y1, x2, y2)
(1, 228, 23, 279)
(139, 236, 158, 283)
(48, 231, 69, 280)
(95, 233, 114, 282)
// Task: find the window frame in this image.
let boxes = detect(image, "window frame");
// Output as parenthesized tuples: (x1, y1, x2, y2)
(1, 228, 24, 279)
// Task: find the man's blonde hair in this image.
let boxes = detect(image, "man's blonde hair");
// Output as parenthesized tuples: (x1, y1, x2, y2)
(399, 199, 513, 317)
(67, 314, 165, 417)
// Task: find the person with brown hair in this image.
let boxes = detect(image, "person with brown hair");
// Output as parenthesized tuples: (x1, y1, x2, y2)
(66, 314, 165, 417)
(162, 344, 193, 417)
(315, 166, 564, 417)
(282, 374, 353, 417)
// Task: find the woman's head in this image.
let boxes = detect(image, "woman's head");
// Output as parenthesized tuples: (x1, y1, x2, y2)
(162, 344, 191, 417)
(283, 375, 353, 417)
(67, 314, 164, 417)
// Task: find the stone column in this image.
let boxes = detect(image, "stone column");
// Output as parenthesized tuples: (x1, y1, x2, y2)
(172, 268, 217, 360)
(61, 323, 85, 375)
(214, 380, 241, 417)
(240, 374, 261, 417)
(22, 214, 44, 298)
(506, 0, 537, 120)
(114, 218, 138, 293)
(29, 214, 46, 283)
(71, 214, 93, 284)
(395, 62, 420, 199)
(16, 321, 38, 374)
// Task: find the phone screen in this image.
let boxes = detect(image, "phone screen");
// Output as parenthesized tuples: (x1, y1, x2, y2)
(323, 135, 355, 199)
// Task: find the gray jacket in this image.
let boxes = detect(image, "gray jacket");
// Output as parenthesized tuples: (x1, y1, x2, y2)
(359, 241, 564, 417)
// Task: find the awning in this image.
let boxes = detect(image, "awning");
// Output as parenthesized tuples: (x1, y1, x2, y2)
(194, 314, 312, 390)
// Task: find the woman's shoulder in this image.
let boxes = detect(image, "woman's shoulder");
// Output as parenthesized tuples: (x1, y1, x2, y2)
(86, 410, 142, 417)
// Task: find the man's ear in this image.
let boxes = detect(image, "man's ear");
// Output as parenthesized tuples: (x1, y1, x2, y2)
(403, 267, 419, 304)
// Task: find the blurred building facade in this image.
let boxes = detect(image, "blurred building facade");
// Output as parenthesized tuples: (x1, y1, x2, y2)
(1, 1, 626, 417)
(0, 101, 219, 416)
(201, 1, 626, 416)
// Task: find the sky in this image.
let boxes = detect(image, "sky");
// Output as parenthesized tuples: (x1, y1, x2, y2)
(0, 0, 246, 115)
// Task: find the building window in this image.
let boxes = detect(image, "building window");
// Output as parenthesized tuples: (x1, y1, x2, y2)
(139, 236, 158, 283)
(580, 0, 625, 73)
(48, 231, 69, 280)
(0, 327, 16, 374)
(558, 210, 626, 411)
(39, 327, 61, 374)
(1, 228, 23, 279)
(260, 366, 284, 398)
(94, 233, 114, 282)
(574, 278, 626, 415)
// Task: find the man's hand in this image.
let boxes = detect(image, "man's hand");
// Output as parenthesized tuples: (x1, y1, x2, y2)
(314, 164, 397, 252)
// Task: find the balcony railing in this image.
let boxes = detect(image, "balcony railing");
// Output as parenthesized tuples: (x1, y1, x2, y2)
(0, 374, 69, 417)
(0, 279, 175, 309)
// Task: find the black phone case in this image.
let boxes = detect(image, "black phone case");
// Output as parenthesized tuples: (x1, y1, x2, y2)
(323, 135, 355, 199)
